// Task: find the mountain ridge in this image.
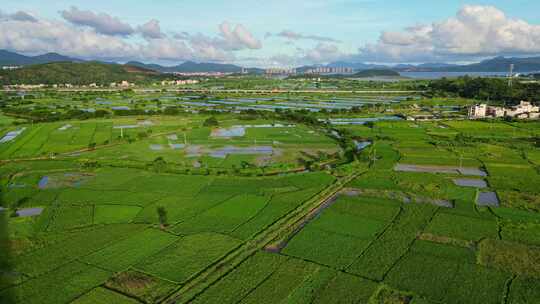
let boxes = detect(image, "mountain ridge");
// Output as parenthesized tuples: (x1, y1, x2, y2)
(2, 49, 540, 73)
(0, 50, 82, 66)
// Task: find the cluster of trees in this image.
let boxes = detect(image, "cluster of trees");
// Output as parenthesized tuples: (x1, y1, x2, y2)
(274, 109, 320, 125)
(203, 116, 219, 127)
(4, 107, 111, 122)
(428, 76, 540, 103)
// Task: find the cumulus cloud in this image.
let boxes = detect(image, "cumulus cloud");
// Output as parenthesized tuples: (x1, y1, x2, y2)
(355, 5, 540, 62)
(173, 31, 191, 40)
(138, 19, 165, 39)
(0, 9, 259, 64)
(271, 30, 341, 43)
(268, 43, 345, 67)
(301, 43, 343, 63)
(169, 21, 262, 58)
(0, 15, 136, 59)
(60, 6, 134, 36)
(0, 10, 38, 22)
(218, 21, 262, 50)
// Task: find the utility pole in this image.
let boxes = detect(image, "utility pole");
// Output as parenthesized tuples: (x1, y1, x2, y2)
(508, 64, 514, 89)
(507, 64, 514, 108)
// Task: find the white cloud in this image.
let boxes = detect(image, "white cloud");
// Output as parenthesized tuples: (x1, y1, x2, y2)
(218, 21, 262, 50)
(268, 43, 345, 67)
(0, 10, 259, 64)
(271, 30, 341, 43)
(0, 10, 38, 22)
(0, 16, 136, 59)
(355, 5, 540, 62)
(60, 6, 134, 36)
(301, 43, 344, 63)
(138, 19, 165, 39)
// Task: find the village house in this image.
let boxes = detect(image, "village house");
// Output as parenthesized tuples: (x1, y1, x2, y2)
(469, 101, 540, 119)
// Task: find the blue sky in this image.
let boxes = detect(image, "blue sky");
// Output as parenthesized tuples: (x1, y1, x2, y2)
(1, 1, 540, 66)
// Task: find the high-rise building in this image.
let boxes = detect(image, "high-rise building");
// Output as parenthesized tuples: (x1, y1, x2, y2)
(305, 67, 354, 75)
(265, 68, 297, 75)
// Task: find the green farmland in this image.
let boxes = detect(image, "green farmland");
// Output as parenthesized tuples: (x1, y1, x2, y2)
(1, 93, 540, 304)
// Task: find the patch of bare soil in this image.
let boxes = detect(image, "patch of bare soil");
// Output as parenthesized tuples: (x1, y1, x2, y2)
(347, 187, 453, 208)
(106, 271, 155, 291)
(417, 232, 474, 248)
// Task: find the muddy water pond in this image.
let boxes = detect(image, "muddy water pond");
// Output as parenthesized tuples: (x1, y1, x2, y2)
(453, 179, 488, 188)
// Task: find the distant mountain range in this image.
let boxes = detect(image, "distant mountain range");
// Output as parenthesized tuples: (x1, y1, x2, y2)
(0, 50, 82, 66)
(387, 57, 540, 72)
(125, 61, 264, 74)
(1, 49, 540, 74)
(300, 57, 540, 74)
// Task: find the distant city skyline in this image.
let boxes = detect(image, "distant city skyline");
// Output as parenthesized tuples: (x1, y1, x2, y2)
(1, 1, 540, 67)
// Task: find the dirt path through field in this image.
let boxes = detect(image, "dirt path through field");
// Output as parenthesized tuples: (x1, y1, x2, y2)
(162, 169, 362, 304)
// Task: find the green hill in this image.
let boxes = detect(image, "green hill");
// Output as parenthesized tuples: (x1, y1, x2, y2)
(351, 69, 400, 78)
(0, 61, 165, 86)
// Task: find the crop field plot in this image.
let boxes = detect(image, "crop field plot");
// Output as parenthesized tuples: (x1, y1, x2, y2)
(75, 119, 339, 169)
(135, 232, 241, 284)
(190, 251, 379, 304)
(1, 110, 539, 304)
(72, 287, 139, 304)
(104, 270, 178, 303)
(0, 261, 112, 304)
(386, 240, 509, 304)
(424, 212, 499, 242)
(282, 195, 401, 269)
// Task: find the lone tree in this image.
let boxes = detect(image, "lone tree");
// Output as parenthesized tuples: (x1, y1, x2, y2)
(157, 206, 168, 229)
(203, 116, 219, 127)
(152, 156, 167, 173)
(364, 121, 375, 129)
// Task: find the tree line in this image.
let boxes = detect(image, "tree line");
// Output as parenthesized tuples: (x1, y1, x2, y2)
(427, 76, 540, 104)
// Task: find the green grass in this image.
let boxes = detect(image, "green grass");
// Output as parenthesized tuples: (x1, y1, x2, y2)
(386, 240, 508, 304)
(424, 212, 498, 242)
(508, 276, 540, 304)
(135, 232, 241, 283)
(190, 252, 287, 304)
(238, 258, 321, 304)
(81, 228, 179, 272)
(346, 204, 438, 281)
(104, 271, 178, 303)
(72, 287, 139, 304)
(2, 117, 539, 304)
(1, 261, 111, 304)
(311, 271, 379, 304)
(93, 205, 142, 224)
(477, 239, 540, 278)
(231, 187, 323, 240)
(46, 204, 94, 231)
(172, 194, 269, 235)
(13, 224, 145, 277)
(282, 196, 400, 269)
(283, 225, 372, 268)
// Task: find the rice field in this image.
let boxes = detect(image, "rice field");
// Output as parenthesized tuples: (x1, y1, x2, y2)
(1, 107, 539, 304)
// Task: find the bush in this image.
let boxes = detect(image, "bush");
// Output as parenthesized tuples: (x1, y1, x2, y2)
(157, 206, 168, 228)
(203, 117, 219, 127)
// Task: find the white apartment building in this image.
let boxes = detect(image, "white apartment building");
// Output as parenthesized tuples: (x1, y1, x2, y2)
(469, 101, 539, 119)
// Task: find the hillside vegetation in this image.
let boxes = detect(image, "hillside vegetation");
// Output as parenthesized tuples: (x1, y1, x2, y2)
(0, 62, 165, 85)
